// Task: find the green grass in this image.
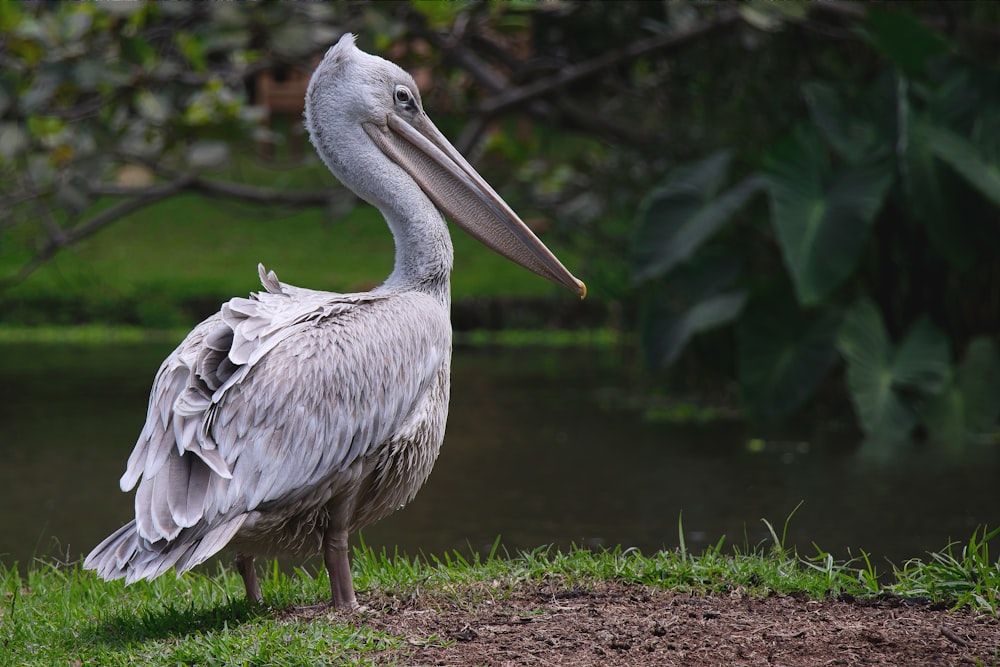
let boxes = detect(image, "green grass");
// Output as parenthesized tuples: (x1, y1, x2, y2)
(0, 155, 582, 327)
(0, 325, 622, 348)
(2, 525, 997, 666)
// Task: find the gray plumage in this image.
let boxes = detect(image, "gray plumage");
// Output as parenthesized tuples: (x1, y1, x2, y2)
(84, 34, 583, 608)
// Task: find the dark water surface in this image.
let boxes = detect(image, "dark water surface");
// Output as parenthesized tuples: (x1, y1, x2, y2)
(1, 341, 997, 572)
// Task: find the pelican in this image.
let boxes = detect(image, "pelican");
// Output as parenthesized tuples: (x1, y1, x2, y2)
(84, 34, 584, 609)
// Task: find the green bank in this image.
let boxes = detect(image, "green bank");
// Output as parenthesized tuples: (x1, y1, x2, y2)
(2, 526, 997, 666)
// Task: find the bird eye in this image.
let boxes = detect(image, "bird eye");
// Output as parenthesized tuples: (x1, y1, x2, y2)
(394, 85, 417, 111)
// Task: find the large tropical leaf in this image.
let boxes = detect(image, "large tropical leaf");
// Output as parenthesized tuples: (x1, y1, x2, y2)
(764, 127, 893, 306)
(802, 82, 883, 165)
(864, 8, 951, 77)
(631, 151, 763, 284)
(642, 290, 747, 369)
(737, 296, 839, 420)
(836, 299, 951, 444)
(901, 114, 980, 269)
(891, 317, 951, 395)
(914, 119, 1000, 208)
(925, 338, 1000, 448)
(638, 251, 746, 369)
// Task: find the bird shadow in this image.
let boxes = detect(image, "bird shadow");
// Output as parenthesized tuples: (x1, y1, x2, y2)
(84, 597, 265, 647)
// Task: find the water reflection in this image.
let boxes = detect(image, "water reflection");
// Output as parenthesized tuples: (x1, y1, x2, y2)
(1, 341, 997, 571)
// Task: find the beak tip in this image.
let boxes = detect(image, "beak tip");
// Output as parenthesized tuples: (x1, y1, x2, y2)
(576, 280, 587, 300)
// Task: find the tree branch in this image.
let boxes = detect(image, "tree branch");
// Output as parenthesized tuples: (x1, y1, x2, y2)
(90, 176, 340, 206)
(0, 176, 196, 290)
(2, 174, 349, 290)
(475, 9, 741, 117)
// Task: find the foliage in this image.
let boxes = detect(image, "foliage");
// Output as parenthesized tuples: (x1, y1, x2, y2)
(0, 1, 343, 288)
(631, 6, 1000, 454)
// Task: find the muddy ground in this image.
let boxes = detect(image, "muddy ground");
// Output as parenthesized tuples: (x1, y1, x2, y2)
(307, 581, 999, 666)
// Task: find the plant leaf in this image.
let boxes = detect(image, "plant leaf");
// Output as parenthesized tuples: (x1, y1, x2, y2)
(891, 316, 951, 395)
(901, 114, 979, 269)
(925, 338, 1000, 447)
(802, 82, 882, 164)
(638, 250, 744, 369)
(737, 298, 839, 419)
(643, 290, 747, 369)
(915, 119, 1000, 208)
(836, 299, 915, 443)
(837, 299, 954, 446)
(864, 8, 951, 76)
(631, 151, 763, 284)
(764, 127, 893, 306)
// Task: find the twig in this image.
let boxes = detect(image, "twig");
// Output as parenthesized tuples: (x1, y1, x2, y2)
(939, 625, 969, 648)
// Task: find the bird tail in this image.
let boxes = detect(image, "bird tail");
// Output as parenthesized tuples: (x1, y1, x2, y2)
(83, 516, 247, 584)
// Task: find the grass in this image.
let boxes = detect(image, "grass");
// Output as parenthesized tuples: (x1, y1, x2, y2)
(0, 153, 583, 328)
(0, 324, 623, 348)
(1, 524, 997, 666)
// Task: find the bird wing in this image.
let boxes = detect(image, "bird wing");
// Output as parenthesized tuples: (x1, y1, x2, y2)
(120, 264, 451, 544)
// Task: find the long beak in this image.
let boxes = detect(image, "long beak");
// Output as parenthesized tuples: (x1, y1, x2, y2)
(364, 112, 586, 298)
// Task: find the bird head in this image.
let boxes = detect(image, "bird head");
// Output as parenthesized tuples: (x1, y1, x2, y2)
(305, 33, 586, 298)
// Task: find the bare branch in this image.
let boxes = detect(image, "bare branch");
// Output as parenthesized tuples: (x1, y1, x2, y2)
(425, 9, 736, 153)
(189, 177, 342, 206)
(2, 173, 349, 290)
(0, 177, 194, 290)
(90, 177, 339, 206)
(475, 10, 741, 117)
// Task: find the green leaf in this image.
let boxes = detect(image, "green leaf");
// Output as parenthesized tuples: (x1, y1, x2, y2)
(802, 82, 883, 164)
(175, 31, 206, 72)
(865, 8, 951, 76)
(639, 251, 746, 370)
(643, 290, 747, 368)
(737, 298, 839, 419)
(837, 299, 952, 444)
(892, 317, 950, 395)
(901, 115, 979, 269)
(764, 127, 893, 306)
(631, 151, 763, 284)
(836, 299, 915, 443)
(915, 119, 1000, 208)
(925, 338, 1000, 447)
(411, 0, 470, 29)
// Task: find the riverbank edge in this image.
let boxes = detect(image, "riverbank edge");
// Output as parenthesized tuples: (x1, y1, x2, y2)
(0, 323, 625, 347)
(1, 530, 997, 665)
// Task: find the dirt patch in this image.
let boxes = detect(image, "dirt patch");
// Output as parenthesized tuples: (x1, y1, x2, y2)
(307, 581, 999, 666)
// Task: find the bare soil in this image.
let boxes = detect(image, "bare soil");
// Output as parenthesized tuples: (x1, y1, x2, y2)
(309, 581, 1000, 666)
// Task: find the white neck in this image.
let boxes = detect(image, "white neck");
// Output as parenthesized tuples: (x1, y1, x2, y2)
(376, 184, 453, 307)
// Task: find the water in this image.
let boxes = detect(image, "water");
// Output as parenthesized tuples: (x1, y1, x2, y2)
(1, 341, 998, 572)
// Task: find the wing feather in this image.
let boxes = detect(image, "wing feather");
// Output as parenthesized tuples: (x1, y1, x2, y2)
(117, 265, 449, 553)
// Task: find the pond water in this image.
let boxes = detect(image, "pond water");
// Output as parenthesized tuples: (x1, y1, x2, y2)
(1, 340, 998, 574)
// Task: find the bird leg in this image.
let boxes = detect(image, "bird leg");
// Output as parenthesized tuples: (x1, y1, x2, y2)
(323, 527, 358, 609)
(235, 553, 263, 604)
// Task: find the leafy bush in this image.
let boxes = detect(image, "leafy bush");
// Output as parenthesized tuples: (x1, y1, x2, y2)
(631, 9, 1000, 453)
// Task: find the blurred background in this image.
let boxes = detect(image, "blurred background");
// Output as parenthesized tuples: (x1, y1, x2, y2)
(2, 1, 999, 574)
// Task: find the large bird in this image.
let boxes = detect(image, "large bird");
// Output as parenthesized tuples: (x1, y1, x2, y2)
(84, 34, 584, 609)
